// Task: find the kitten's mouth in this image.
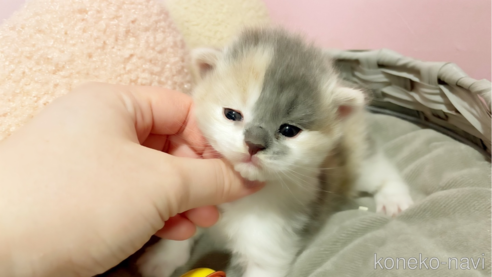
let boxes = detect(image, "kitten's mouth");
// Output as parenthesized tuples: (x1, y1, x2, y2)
(234, 155, 265, 182)
(241, 155, 261, 167)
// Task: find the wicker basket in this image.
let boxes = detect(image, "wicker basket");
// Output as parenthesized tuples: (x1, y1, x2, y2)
(326, 49, 491, 160)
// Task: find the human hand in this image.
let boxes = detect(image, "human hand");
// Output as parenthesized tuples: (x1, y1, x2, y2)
(0, 83, 262, 277)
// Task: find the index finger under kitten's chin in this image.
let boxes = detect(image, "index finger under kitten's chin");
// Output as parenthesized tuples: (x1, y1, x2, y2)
(202, 144, 222, 159)
(179, 105, 216, 158)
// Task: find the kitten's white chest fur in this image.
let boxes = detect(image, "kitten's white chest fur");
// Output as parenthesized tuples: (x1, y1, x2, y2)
(137, 28, 414, 277)
(211, 173, 320, 276)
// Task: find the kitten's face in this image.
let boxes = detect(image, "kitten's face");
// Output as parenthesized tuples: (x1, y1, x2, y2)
(192, 29, 364, 182)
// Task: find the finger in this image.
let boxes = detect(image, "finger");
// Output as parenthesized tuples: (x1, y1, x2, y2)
(131, 86, 192, 137)
(66, 83, 195, 144)
(124, 86, 210, 156)
(141, 134, 167, 151)
(140, 116, 204, 158)
(153, 207, 219, 240)
(183, 206, 220, 228)
(176, 106, 210, 157)
(172, 157, 264, 212)
(125, 86, 209, 156)
(155, 214, 196, 240)
(202, 144, 222, 159)
(166, 135, 202, 159)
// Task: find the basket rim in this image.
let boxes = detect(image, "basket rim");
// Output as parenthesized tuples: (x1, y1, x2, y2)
(327, 48, 491, 158)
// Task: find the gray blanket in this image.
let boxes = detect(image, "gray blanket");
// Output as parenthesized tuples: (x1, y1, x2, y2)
(102, 113, 491, 277)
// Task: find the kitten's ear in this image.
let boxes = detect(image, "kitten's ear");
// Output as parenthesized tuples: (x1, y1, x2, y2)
(191, 47, 223, 81)
(321, 53, 367, 119)
(332, 86, 367, 119)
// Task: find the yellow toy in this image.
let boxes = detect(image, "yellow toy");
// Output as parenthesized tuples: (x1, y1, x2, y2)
(180, 268, 226, 277)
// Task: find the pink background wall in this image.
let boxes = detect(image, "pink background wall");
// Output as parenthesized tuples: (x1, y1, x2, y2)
(1, 0, 491, 80)
(0, 0, 25, 24)
(263, 0, 491, 80)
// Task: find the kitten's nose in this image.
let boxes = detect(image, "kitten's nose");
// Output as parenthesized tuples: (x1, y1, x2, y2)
(244, 125, 270, 156)
(246, 141, 266, 156)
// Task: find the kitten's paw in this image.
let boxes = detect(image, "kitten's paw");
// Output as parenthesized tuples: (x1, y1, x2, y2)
(374, 181, 413, 217)
(137, 240, 191, 277)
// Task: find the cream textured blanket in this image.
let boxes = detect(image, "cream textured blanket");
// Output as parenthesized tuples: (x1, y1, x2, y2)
(0, 0, 192, 141)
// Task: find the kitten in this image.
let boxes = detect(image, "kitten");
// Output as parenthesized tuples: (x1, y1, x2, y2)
(138, 28, 413, 277)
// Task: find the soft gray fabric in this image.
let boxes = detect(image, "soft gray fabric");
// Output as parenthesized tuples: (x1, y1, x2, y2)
(172, 113, 492, 277)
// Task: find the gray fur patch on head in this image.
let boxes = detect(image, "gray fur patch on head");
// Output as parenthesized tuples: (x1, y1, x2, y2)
(227, 28, 336, 133)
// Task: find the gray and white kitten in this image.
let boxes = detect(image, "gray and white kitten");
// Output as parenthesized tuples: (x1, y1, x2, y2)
(138, 28, 413, 277)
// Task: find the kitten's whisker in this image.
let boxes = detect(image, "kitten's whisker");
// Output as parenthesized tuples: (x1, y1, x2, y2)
(281, 169, 335, 194)
(273, 170, 308, 208)
(286, 163, 340, 171)
(277, 170, 314, 194)
(284, 167, 320, 181)
(282, 171, 319, 193)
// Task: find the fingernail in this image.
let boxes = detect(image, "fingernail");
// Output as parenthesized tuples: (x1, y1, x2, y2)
(244, 180, 264, 189)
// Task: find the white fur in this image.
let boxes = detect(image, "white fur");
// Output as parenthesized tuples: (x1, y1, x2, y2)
(213, 176, 318, 277)
(138, 239, 193, 277)
(355, 149, 413, 216)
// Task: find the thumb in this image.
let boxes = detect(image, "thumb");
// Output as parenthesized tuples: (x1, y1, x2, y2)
(171, 156, 263, 213)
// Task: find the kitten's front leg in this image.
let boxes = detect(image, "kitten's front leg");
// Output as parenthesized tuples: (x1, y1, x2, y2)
(137, 239, 193, 277)
(355, 148, 413, 217)
(138, 229, 203, 277)
(226, 218, 300, 277)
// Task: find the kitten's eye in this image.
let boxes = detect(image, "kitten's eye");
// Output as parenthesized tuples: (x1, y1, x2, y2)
(224, 108, 243, 122)
(279, 124, 302, 138)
